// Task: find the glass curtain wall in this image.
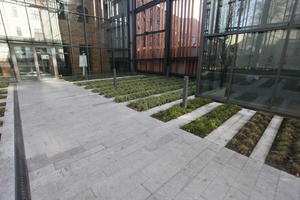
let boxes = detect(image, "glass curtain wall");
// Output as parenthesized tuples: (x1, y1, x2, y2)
(134, 0, 203, 76)
(198, 0, 300, 117)
(106, 0, 129, 72)
(0, 0, 129, 78)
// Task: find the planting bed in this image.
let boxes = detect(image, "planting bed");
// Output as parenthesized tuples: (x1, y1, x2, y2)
(0, 82, 8, 142)
(128, 88, 195, 111)
(181, 104, 241, 138)
(266, 118, 300, 177)
(76, 75, 190, 103)
(226, 112, 273, 156)
(63, 72, 140, 82)
(152, 97, 212, 122)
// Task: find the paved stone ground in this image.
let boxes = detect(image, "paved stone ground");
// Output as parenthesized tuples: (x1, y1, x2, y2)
(1, 78, 300, 200)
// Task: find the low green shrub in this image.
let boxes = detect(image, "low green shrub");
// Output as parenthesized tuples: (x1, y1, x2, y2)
(152, 97, 212, 122)
(0, 107, 5, 117)
(0, 95, 7, 99)
(0, 82, 9, 88)
(64, 72, 140, 82)
(226, 112, 273, 156)
(266, 118, 300, 177)
(114, 84, 184, 102)
(0, 90, 7, 95)
(0, 102, 6, 107)
(128, 87, 196, 111)
(181, 104, 241, 138)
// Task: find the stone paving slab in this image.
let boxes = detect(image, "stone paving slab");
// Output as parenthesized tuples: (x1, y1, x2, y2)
(166, 102, 222, 128)
(250, 115, 284, 162)
(71, 75, 145, 83)
(206, 109, 256, 147)
(143, 95, 195, 116)
(3, 78, 299, 200)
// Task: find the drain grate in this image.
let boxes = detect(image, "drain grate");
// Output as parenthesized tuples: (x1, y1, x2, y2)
(14, 84, 31, 200)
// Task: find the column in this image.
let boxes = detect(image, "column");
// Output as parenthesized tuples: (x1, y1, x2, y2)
(51, 47, 59, 78)
(32, 47, 41, 80)
(8, 45, 21, 82)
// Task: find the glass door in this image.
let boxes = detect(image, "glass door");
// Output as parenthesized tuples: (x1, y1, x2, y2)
(14, 46, 38, 80)
(36, 47, 53, 78)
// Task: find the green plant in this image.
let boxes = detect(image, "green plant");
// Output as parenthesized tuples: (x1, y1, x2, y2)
(63, 72, 140, 82)
(0, 90, 7, 95)
(226, 112, 273, 156)
(0, 107, 5, 117)
(152, 97, 212, 122)
(114, 84, 184, 102)
(181, 104, 241, 138)
(0, 82, 9, 88)
(128, 90, 191, 111)
(266, 118, 300, 177)
(0, 95, 7, 99)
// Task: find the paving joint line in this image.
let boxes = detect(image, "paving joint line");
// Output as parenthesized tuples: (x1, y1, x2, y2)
(14, 84, 31, 200)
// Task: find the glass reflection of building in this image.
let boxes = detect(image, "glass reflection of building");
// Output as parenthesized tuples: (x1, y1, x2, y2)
(197, 0, 300, 117)
(0, 0, 129, 80)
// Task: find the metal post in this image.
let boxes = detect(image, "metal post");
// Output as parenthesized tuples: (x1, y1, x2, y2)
(131, 0, 137, 72)
(113, 68, 117, 87)
(32, 47, 41, 80)
(182, 76, 189, 108)
(225, 0, 245, 100)
(164, 0, 172, 77)
(196, 0, 207, 96)
(270, 0, 299, 108)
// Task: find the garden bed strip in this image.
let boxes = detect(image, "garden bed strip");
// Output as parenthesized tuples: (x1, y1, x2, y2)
(167, 102, 222, 128)
(250, 116, 283, 162)
(121, 89, 184, 105)
(70, 75, 145, 83)
(144, 95, 195, 115)
(206, 109, 256, 147)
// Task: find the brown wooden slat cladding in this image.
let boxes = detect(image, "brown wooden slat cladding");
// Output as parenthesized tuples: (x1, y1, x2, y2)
(136, 0, 202, 76)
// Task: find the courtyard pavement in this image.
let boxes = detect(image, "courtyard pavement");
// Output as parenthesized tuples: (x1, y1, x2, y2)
(1, 78, 300, 200)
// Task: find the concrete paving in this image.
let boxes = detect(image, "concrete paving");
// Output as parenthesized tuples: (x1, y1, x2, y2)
(1, 78, 299, 200)
(206, 109, 256, 147)
(250, 116, 284, 162)
(166, 102, 222, 128)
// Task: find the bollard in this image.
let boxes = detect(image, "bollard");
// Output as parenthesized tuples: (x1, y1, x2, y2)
(182, 76, 189, 108)
(113, 68, 117, 87)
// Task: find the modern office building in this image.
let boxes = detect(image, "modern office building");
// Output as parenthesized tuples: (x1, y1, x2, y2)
(0, 0, 299, 117)
(196, 0, 300, 117)
(0, 0, 129, 80)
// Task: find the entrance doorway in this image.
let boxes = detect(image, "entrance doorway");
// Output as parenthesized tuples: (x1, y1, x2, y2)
(11, 45, 59, 81)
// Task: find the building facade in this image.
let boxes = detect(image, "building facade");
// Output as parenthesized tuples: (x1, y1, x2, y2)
(0, 0, 129, 80)
(196, 0, 300, 117)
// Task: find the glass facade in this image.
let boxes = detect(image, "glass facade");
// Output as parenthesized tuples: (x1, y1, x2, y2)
(198, 0, 300, 117)
(0, 0, 129, 80)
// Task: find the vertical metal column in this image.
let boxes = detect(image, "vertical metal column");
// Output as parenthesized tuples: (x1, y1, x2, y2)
(9, 45, 21, 82)
(196, 0, 207, 96)
(270, 0, 299, 108)
(32, 47, 41, 80)
(164, 0, 172, 77)
(51, 47, 59, 78)
(131, 0, 137, 72)
(225, 0, 245, 100)
(127, 0, 132, 72)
